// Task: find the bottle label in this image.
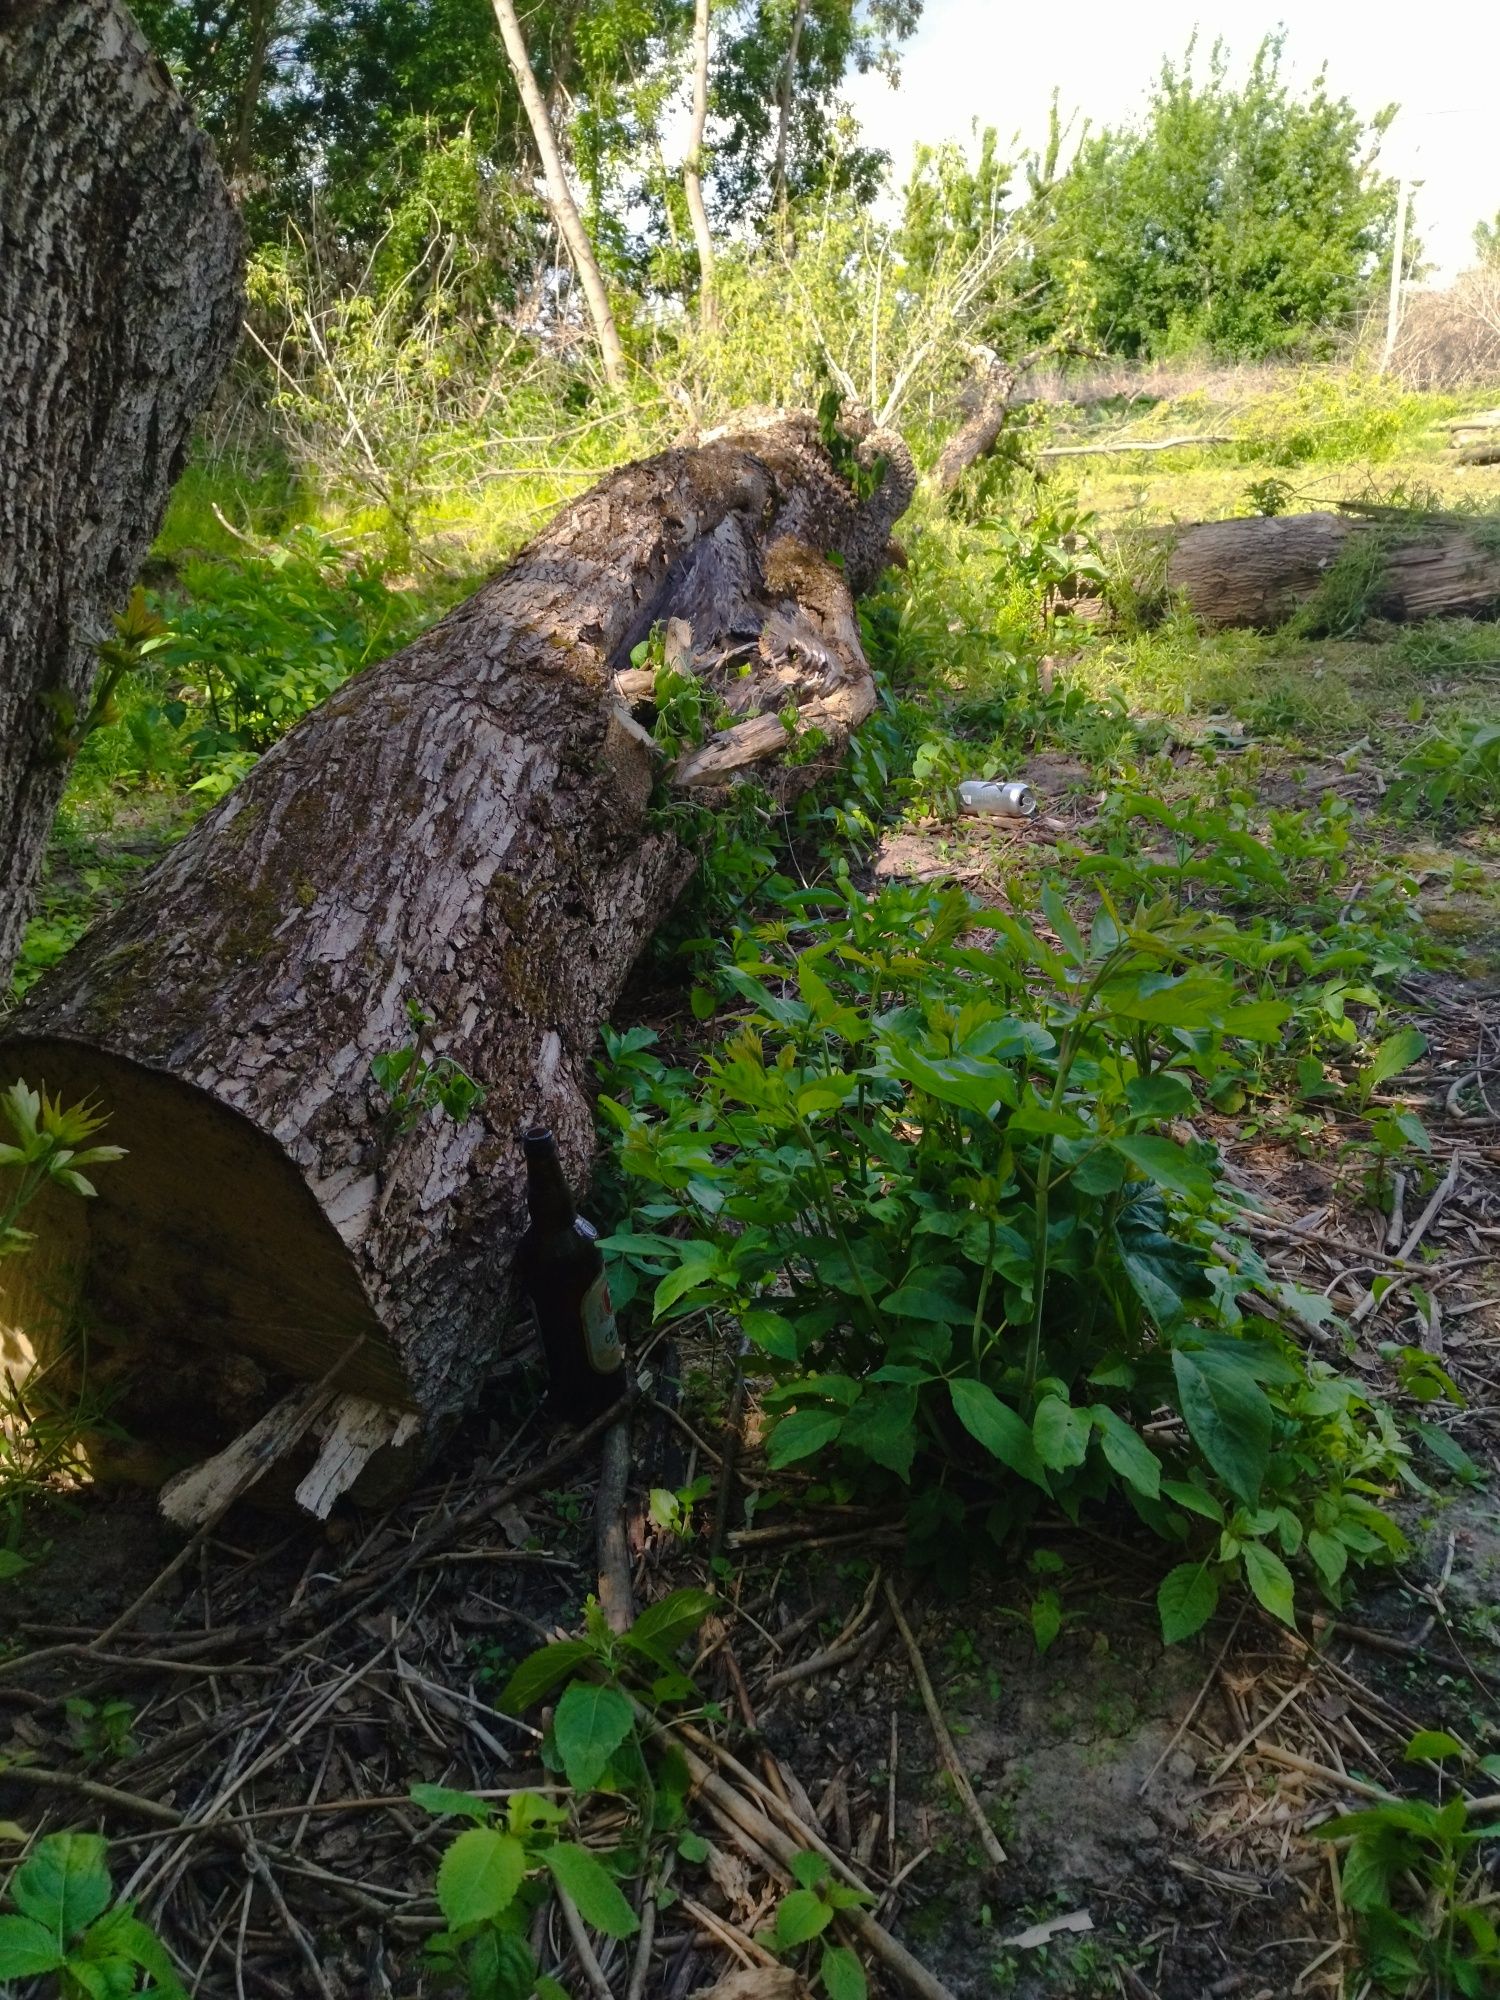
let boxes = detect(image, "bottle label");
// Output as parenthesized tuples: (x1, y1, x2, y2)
(582, 1274, 623, 1375)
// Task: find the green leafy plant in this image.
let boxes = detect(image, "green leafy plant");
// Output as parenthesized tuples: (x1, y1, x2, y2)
(647, 1475, 712, 1540)
(65, 1698, 138, 1767)
(136, 527, 429, 795)
(989, 499, 1110, 630)
(1318, 1730, 1500, 1996)
(602, 876, 1409, 1632)
(415, 1785, 634, 2000)
(417, 1589, 720, 1996)
(0, 1831, 183, 1994)
(40, 588, 173, 765)
(758, 1851, 873, 1998)
(371, 1000, 486, 1135)
(1241, 476, 1295, 517)
(1390, 720, 1500, 827)
(497, 1587, 719, 1803)
(0, 1081, 126, 1262)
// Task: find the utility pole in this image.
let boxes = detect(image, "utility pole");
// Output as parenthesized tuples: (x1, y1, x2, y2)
(1381, 175, 1412, 375)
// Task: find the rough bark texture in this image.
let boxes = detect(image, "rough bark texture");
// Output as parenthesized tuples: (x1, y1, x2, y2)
(0, 0, 244, 983)
(1061, 513, 1500, 631)
(0, 415, 912, 1484)
(1165, 514, 1500, 630)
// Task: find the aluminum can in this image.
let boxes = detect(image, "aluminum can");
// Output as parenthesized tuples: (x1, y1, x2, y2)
(958, 778, 1037, 819)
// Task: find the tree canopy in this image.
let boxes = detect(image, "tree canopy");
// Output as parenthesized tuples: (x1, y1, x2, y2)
(1027, 35, 1398, 359)
(133, 0, 923, 295)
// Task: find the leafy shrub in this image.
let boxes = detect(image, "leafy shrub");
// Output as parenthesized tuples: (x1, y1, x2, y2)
(1319, 1730, 1500, 1996)
(1389, 719, 1500, 827)
(414, 1587, 721, 1999)
(415, 1784, 637, 2000)
(1231, 374, 1438, 466)
(600, 877, 1408, 1635)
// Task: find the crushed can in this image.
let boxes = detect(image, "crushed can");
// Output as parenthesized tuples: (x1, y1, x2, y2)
(958, 778, 1038, 820)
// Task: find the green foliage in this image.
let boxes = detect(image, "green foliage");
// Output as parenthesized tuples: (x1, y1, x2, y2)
(756, 1851, 873, 1995)
(414, 1588, 723, 1995)
(371, 1000, 486, 1135)
(1029, 35, 1397, 359)
(1059, 789, 1430, 1079)
(0, 1082, 126, 1263)
(1283, 528, 1395, 639)
(1241, 477, 1296, 517)
(600, 875, 1409, 1627)
(64, 1698, 139, 1767)
(0, 1833, 183, 1995)
(415, 1784, 635, 1999)
(145, 528, 431, 788)
(1318, 1731, 1500, 1996)
(1390, 719, 1500, 827)
(39, 589, 173, 768)
(134, 0, 922, 291)
(1232, 374, 1433, 467)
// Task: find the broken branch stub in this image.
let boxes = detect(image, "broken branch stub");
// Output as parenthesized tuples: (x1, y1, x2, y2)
(0, 413, 912, 1514)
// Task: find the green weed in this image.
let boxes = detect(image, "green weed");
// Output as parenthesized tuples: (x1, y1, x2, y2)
(0, 1832, 183, 1994)
(1389, 720, 1500, 827)
(600, 876, 1410, 1633)
(415, 1587, 727, 1998)
(1319, 1730, 1500, 1996)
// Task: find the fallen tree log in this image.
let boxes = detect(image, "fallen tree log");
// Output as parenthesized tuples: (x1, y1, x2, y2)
(0, 411, 912, 1513)
(0, 0, 243, 983)
(1062, 512, 1500, 631)
(1037, 433, 1232, 459)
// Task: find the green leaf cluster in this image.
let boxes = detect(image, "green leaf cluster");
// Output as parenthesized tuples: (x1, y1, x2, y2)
(0, 1832, 184, 1994)
(601, 873, 1410, 1634)
(1318, 1731, 1500, 1996)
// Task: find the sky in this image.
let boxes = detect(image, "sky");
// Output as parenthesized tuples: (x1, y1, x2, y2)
(842, 0, 1499, 285)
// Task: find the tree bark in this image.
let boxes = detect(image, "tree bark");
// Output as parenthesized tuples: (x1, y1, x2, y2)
(684, 0, 717, 325)
(1060, 513, 1500, 632)
(771, 0, 808, 230)
(931, 348, 1018, 494)
(489, 0, 628, 391)
(0, 414, 913, 1500)
(0, 0, 244, 986)
(1163, 514, 1500, 630)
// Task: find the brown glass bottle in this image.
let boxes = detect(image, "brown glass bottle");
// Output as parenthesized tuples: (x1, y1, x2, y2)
(515, 1127, 626, 1420)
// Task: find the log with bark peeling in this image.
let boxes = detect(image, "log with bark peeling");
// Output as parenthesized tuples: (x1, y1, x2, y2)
(0, 412, 913, 1518)
(1063, 511, 1500, 631)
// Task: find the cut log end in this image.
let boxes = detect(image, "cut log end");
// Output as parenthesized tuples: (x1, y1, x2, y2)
(0, 413, 914, 1520)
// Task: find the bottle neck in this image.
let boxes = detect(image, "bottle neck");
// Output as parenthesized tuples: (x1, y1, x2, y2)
(523, 1128, 576, 1231)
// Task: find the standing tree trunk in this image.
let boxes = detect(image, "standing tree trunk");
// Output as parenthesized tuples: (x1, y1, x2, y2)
(771, 0, 808, 231)
(684, 0, 717, 325)
(229, 0, 277, 188)
(0, 0, 244, 986)
(489, 0, 627, 391)
(0, 414, 913, 1511)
